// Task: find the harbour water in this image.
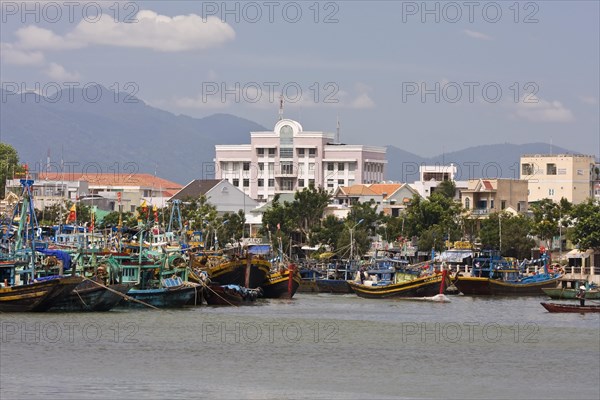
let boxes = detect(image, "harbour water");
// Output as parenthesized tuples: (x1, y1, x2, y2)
(1, 294, 599, 399)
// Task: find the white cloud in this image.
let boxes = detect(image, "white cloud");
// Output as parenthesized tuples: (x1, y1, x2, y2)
(172, 82, 376, 111)
(13, 10, 235, 52)
(463, 29, 492, 41)
(350, 93, 375, 109)
(0, 42, 45, 65)
(45, 62, 81, 81)
(514, 96, 574, 122)
(15, 25, 83, 50)
(579, 96, 598, 105)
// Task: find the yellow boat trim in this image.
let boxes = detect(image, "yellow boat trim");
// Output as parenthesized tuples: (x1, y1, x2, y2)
(349, 276, 443, 295)
(0, 291, 47, 301)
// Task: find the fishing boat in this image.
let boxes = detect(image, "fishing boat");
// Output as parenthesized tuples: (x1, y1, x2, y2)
(314, 263, 355, 294)
(540, 302, 600, 313)
(0, 263, 83, 312)
(261, 265, 302, 298)
(348, 267, 449, 299)
(487, 253, 562, 296)
(296, 267, 321, 293)
(542, 278, 599, 300)
(455, 251, 562, 296)
(112, 228, 200, 308)
(0, 177, 84, 311)
(48, 277, 131, 312)
(454, 250, 511, 295)
(204, 284, 262, 306)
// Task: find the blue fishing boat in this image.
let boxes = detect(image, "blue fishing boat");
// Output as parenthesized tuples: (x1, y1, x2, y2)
(0, 178, 83, 312)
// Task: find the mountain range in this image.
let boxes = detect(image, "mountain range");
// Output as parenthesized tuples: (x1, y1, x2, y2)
(1, 86, 575, 185)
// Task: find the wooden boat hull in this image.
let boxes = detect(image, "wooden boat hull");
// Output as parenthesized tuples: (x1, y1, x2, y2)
(119, 286, 197, 308)
(297, 280, 319, 293)
(204, 284, 260, 306)
(261, 270, 301, 299)
(49, 281, 131, 312)
(348, 274, 446, 299)
(454, 277, 492, 295)
(206, 258, 270, 288)
(315, 279, 353, 294)
(541, 302, 600, 313)
(489, 276, 561, 296)
(542, 288, 600, 300)
(0, 276, 83, 312)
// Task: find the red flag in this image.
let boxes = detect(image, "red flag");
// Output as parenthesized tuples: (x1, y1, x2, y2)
(66, 204, 76, 223)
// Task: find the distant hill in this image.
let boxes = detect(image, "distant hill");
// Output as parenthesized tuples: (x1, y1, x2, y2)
(1, 86, 580, 184)
(0, 86, 268, 184)
(386, 143, 575, 181)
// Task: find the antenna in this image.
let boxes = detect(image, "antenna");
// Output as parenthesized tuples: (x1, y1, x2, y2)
(278, 93, 284, 121)
(336, 116, 340, 144)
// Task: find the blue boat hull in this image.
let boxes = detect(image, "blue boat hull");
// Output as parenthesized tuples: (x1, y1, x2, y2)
(315, 279, 353, 294)
(118, 286, 197, 308)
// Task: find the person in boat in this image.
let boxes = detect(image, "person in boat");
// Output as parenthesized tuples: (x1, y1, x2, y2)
(359, 268, 367, 284)
(576, 285, 586, 306)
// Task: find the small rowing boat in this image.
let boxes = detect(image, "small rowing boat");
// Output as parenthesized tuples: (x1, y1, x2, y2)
(540, 302, 600, 313)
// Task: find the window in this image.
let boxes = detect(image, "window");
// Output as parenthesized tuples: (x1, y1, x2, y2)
(268, 179, 275, 187)
(259, 162, 264, 171)
(268, 148, 276, 157)
(338, 163, 344, 171)
(258, 179, 264, 187)
(233, 178, 239, 187)
(308, 163, 315, 171)
(281, 162, 294, 175)
(297, 164, 304, 174)
(281, 178, 294, 191)
(243, 162, 250, 171)
(280, 148, 293, 158)
(308, 148, 316, 158)
(465, 198, 470, 210)
(327, 179, 334, 188)
(298, 179, 304, 187)
(501, 200, 506, 210)
(549, 188, 555, 196)
(327, 162, 334, 171)
(309, 179, 315, 187)
(298, 148, 305, 156)
(243, 179, 249, 187)
(338, 179, 344, 186)
(268, 163, 274, 173)
(546, 163, 557, 175)
(257, 148, 264, 156)
(348, 162, 356, 172)
(232, 162, 239, 170)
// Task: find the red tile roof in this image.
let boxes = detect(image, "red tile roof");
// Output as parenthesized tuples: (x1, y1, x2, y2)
(482, 180, 494, 190)
(40, 172, 182, 190)
(368, 183, 402, 199)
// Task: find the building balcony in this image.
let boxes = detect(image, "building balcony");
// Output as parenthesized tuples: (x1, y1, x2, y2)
(274, 169, 297, 177)
(469, 208, 489, 216)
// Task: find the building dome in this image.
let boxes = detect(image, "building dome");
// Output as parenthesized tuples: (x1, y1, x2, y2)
(274, 119, 303, 136)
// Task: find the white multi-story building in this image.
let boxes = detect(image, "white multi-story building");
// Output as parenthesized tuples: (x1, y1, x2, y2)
(520, 154, 596, 204)
(215, 119, 387, 201)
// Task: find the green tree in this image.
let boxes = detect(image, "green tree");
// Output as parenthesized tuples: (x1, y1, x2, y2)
(261, 185, 331, 250)
(0, 143, 25, 198)
(436, 180, 456, 199)
(310, 214, 344, 249)
(219, 210, 246, 247)
(530, 199, 560, 246)
(403, 193, 462, 242)
(292, 185, 331, 244)
(479, 212, 535, 258)
(570, 199, 600, 251)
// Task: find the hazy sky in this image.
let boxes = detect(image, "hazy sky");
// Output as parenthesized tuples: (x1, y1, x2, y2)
(1, 0, 599, 158)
